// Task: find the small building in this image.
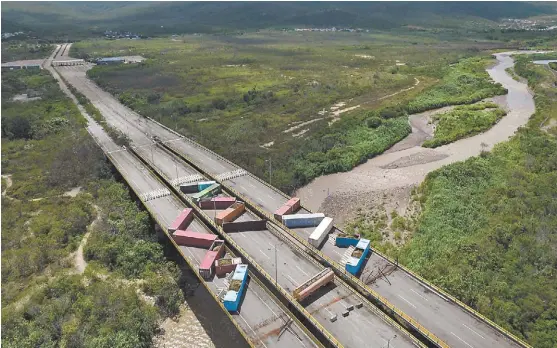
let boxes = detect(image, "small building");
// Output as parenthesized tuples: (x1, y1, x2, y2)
(96, 57, 125, 65)
(1, 59, 44, 71)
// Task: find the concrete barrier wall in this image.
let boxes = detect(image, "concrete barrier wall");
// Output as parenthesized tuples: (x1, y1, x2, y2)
(222, 220, 268, 233)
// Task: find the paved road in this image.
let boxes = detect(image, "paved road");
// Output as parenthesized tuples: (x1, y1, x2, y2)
(49, 47, 318, 348)
(56, 63, 419, 348)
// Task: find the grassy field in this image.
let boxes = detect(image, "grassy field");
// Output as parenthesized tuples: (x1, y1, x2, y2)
(396, 53, 557, 348)
(72, 31, 507, 192)
(423, 102, 507, 148)
(1, 40, 53, 62)
(1, 69, 184, 346)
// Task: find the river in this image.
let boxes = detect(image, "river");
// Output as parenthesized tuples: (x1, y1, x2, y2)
(296, 51, 537, 222)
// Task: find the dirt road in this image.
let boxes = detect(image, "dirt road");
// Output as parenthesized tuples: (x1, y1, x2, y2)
(296, 52, 536, 224)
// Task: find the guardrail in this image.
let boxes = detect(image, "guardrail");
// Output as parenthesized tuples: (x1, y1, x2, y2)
(129, 145, 343, 348)
(154, 142, 426, 348)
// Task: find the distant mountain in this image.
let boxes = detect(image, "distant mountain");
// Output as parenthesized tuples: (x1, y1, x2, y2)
(2, 1, 556, 39)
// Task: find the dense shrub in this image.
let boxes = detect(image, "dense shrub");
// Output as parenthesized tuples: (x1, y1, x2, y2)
(423, 102, 506, 147)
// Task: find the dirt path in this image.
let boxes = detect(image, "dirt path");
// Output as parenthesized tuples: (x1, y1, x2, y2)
(296, 51, 537, 225)
(74, 204, 100, 274)
(2, 174, 13, 198)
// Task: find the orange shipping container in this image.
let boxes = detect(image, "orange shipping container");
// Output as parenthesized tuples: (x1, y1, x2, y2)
(215, 202, 245, 225)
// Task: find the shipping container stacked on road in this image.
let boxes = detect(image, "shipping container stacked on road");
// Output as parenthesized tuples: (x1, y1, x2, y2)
(282, 213, 325, 228)
(168, 208, 194, 233)
(308, 217, 334, 248)
(344, 239, 371, 276)
(200, 240, 226, 279)
(215, 257, 242, 277)
(223, 264, 249, 312)
(273, 197, 300, 220)
(216, 202, 245, 225)
(293, 268, 335, 302)
(173, 230, 217, 248)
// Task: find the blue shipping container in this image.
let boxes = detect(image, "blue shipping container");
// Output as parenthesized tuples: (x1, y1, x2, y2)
(191, 183, 220, 202)
(335, 236, 360, 248)
(282, 213, 325, 228)
(198, 181, 216, 191)
(345, 239, 371, 275)
(223, 264, 248, 312)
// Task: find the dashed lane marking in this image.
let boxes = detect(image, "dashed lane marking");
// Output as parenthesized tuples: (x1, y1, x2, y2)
(451, 332, 474, 348)
(398, 294, 417, 309)
(462, 324, 486, 340)
(410, 288, 429, 301)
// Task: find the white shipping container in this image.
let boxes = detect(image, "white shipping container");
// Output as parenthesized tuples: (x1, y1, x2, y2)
(308, 217, 334, 247)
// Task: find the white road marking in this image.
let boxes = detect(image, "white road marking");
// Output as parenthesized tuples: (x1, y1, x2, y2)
(324, 307, 334, 317)
(259, 249, 270, 259)
(285, 274, 298, 286)
(295, 265, 309, 276)
(462, 324, 486, 340)
(451, 332, 474, 348)
(410, 288, 429, 301)
(332, 249, 343, 257)
(398, 294, 417, 309)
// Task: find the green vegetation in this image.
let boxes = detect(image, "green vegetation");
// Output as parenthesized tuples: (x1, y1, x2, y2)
(398, 55, 557, 347)
(423, 102, 506, 148)
(505, 67, 521, 81)
(1, 40, 53, 62)
(2, 69, 183, 346)
(73, 33, 507, 192)
(549, 62, 557, 71)
(406, 57, 507, 113)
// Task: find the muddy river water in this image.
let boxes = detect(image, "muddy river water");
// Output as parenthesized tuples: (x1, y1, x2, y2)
(296, 51, 538, 214)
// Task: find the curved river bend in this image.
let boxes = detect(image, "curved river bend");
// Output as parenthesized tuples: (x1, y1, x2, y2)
(297, 52, 536, 213)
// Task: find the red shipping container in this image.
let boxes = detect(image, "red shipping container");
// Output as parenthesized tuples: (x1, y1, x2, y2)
(215, 257, 242, 277)
(168, 208, 194, 233)
(273, 204, 293, 221)
(172, 230, 216, 248)
(199, 240, 225, 279)
(286, 197, 301, 211)
(199, 197, 236, 210)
